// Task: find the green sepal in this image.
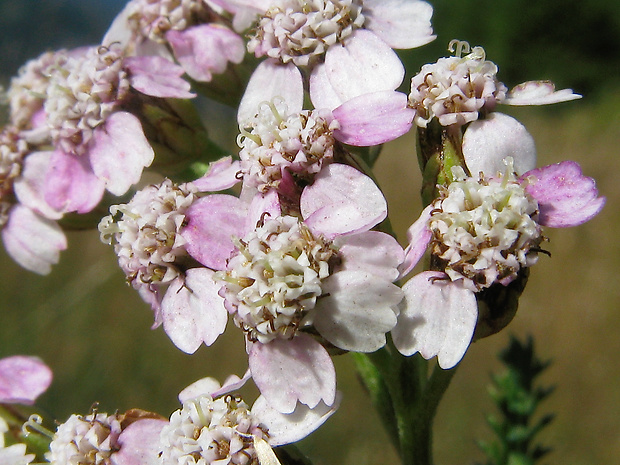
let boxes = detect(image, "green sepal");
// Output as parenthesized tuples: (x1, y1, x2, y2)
(190, 54, 261, 108)
(416, 121, 468, 206)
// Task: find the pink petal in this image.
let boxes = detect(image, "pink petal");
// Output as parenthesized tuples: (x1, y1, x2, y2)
(209, 370, 253, 399)
(251, 392, 342, 447)
(309, 30, 404, 111)
(332, 91, 414, 146)
(504, 80, 582, 106)
(333, 231, 404, 281)
(188, 157, 242, 192)
(125, 55, 195, 99)
(463, 113, 537, 177)
(160, 269, 228, 354)
(89, 112, 154, 196)
(524, 161, 605, 228)
(238, 60, 303, 124)
(112, 419, 168, 465)
(313, 271, 401, 352)
(392, 271, 478, 369)
(2, 205, 67, 275)
(244, 189, 281, 233)
(301, 164, 387, 239)
(44, 150, 105, 214)
(181, 194, 247, 270)
(167, 24, 245, 83)
(363, 0, 435, 49)
(398, 205, 433, 279)
(248, 334, 336, 414)
(13, 151, 63, 220)
(0, 355, 52, 405)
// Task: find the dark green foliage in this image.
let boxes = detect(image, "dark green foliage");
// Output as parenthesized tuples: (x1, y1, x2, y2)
(476, 335, 555, 465)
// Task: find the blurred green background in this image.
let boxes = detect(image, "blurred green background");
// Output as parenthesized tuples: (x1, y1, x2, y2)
(1, 1, 619, 464)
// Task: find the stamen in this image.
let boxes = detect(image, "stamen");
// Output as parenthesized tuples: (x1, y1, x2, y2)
(22, 414, 55, 439)
(448, 39, 471, 58)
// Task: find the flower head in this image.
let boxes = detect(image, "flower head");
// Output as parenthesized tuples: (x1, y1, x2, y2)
(113, 375, 339, 464)
(394, 159, 605, 368)
(428, 164, 543, 292)
(47, 412, 121, 465)
(409, 40, 581, 128)
(180, 164, 403, 412)
(159, 393, 268, 465)
(105, 0, 246, 83)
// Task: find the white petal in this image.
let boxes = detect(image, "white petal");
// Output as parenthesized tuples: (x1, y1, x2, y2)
(301, 164, 387, 239)
(363, 0, 435, 49)
(238, 60, 303, 124)
(310, 30, 404, 111)
(2, 205, 67, 275)
(248, 335, 336, 414)
(313, 271, 401, 352)
(463, 113, 536, 177)
(392, 271, 478, 369)
(398, 205, 433, 279)
(504, 80, 581, 106)
(160, 269, 228, 353)
(333, 231, 404, 281)
(89, 112, 154, 195)
(251, 392, 342, 446)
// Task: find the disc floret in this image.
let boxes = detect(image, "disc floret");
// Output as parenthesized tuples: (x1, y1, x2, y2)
(159, 394, 268, 465)
(220, 215, 338, 344)
(429, 164, 543, 291)
(247, 0, 365, 67)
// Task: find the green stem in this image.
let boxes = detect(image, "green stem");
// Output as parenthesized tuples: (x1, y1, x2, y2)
(355, 346, 458, 465)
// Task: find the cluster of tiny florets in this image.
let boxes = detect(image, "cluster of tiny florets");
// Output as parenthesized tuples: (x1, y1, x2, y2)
(429, 166, 543, 291)
(7, 50, 67, 130)
(44, 45, 130, 155)
(0, 127, 28, 226)
(98, 179, 196, 290)
(47, 412, 121, 465)
(238, 100, 339, 193)
(220, 215, 338, 343)
(126, 0, 216, 42)
(247, 0, 365, 66)
(159, 394, 268, 465)
(409, 41, 507, 127)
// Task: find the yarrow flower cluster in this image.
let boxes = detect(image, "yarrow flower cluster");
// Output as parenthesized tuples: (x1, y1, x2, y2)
(220, 215, 338, 343)
(428, 165, 543, 292)
(247, 0, 366, 67)
(159, 394, 267, 465)
(238, 99, 339, 193)
(47, 412, 121, 465)
(409, 40, 507, 127)
(0, 3, 609, 465)
(394, 159, 605, 369)
(99, 179, 197, 291)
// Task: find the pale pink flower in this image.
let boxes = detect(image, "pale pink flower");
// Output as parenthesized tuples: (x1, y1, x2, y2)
(236, 60, 414, 196)
(394, 160, 605, 368)
(111, 374, 339, 465)
(177, 163, 403, 412)
(0, 127, 67, 274)
(104, 0, 246, 83)
(230, 0, 434, 110)
(98, 157, 241, 346)
(38, 43, 194, 214)
(409, 40, 582, 177)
